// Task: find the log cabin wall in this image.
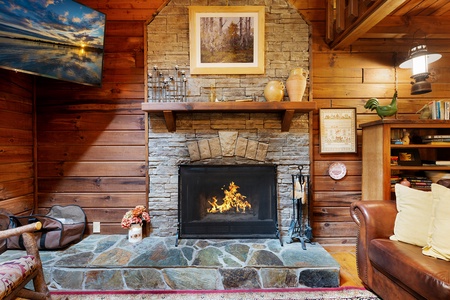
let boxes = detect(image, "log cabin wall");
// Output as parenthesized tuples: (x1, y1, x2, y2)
(297, 1, 450, 247)
(33, 1, 159, 234)
(0, 69, 36, 216)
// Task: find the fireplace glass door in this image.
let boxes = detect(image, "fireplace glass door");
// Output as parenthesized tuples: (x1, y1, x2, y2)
(178, 165, 278, 239)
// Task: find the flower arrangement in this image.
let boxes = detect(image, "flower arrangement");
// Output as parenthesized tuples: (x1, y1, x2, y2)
(121, 205, 150, 229)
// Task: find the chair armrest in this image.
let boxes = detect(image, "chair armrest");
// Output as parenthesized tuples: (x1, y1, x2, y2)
(0, 222, 42, 257)
(0, 221, 50, 299)
(350, 200, 397, 287)
(350, 201, 396, 240)
(0, 222, 42, 240)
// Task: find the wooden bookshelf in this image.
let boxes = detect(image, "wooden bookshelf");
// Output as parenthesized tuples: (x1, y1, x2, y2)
(360, 120, 450, 200)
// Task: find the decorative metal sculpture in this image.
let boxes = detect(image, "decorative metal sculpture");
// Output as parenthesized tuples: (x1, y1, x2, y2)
(148, 65, 187, 102)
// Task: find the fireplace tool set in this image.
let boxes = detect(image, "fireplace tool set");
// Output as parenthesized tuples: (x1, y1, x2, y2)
(287, 165, 313, 250)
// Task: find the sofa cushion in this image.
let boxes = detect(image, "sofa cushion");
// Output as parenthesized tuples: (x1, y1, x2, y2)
(369, 239, 450, 300)
(422, 183, 450, 261)
(390, 184, 434, 246)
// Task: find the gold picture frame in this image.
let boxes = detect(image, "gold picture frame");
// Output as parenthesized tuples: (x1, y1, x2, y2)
(319, 108, 357, 154)
(189, 6, 265, 75)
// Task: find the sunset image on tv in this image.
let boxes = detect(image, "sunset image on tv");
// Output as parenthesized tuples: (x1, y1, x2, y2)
(0, 0, 106, 86)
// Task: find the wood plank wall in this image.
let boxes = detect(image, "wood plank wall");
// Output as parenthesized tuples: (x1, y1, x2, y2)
(2, 0, 449, 245)
(0, 70, 36, 215)
(33, 0, 157, 234)
(296, 1, 450, 247)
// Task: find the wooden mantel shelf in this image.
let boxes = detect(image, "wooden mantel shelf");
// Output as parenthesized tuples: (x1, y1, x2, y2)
(141, 101, 317, 132)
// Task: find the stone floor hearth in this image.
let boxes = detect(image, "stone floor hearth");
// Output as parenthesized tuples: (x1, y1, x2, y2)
(0, 235, 340, 291)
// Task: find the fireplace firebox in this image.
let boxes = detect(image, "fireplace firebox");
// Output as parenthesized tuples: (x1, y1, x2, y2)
(177, 165, 279, 244)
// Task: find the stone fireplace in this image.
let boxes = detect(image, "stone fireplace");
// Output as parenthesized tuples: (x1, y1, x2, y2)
(146, 0, 312, 242)
(140, 1, 340, 289)
(147, 112, 311, 243)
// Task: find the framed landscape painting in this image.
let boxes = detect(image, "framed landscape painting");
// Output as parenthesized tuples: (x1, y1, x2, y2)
(189, 6, 265, 75)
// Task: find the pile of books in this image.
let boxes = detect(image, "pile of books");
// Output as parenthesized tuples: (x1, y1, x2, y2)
(408, 177, 433, 191)
(421, 134, 450, 145)
(391, 175, 432, 191)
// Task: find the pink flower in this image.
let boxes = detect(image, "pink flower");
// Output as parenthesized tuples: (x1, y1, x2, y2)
(121, 205, 150, 229)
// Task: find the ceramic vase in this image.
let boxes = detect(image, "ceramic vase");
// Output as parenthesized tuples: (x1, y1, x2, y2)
(264, 81, 285, 102)
(128, 223, 142, 243)
(286, 68, 307, 102)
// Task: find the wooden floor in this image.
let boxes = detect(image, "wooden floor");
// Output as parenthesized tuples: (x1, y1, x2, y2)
(325, 245, 364, 288)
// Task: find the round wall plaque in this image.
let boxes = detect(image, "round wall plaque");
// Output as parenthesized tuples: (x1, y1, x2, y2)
(328, 162, 347, 180)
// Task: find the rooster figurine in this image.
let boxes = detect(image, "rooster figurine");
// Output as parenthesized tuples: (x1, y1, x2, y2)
(364, 91, 398, 119)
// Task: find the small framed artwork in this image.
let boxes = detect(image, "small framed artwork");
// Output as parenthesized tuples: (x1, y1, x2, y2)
(319, 108, 357, 154)
(189, 6, 265, 75)
(392, 149, 422, 166)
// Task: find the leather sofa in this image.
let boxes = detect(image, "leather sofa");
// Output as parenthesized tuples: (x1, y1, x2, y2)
(350, 200, 450, 300)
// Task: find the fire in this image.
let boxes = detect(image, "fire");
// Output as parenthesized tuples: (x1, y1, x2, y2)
(207, 181, 251, 213)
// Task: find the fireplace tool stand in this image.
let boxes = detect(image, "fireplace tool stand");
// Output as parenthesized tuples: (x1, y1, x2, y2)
(287, 166, 313, 250)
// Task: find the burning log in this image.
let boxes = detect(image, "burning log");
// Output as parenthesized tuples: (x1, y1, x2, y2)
(207, 181, 251, 213)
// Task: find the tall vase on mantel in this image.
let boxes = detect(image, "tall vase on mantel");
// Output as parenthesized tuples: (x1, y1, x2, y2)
(286, 68, 308, 102)
(128, 223, 143, 243)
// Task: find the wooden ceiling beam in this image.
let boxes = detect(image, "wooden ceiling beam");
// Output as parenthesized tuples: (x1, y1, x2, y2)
(365, 15, 450, 39)
(329, 0, 406, 50)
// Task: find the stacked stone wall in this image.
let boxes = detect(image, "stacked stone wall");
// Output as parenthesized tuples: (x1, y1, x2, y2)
(147, 0, 311, 241)
(147, 0, 310, 102)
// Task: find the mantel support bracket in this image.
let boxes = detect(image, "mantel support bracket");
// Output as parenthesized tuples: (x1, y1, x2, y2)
(163, 111, 176, 132)
(282, 109, 295, 132)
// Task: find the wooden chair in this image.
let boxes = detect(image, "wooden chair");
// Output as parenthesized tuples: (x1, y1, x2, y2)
(0, 222, 51, 300)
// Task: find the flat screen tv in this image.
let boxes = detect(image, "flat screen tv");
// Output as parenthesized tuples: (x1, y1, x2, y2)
(0, 0, 106, 87)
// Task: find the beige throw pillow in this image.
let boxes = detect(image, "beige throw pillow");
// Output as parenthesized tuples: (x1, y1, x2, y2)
(390, 184, 434, 247)
(422, 183, 450, 261)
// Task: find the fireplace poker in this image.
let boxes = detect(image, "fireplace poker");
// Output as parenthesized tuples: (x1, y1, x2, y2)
(288, 166, 313, 250)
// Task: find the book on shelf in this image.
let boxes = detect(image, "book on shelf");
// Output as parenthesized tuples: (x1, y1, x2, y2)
(427, 141, 450, 145)
(421, 160, 450, 166)
(422, 101, 450, 120)
(423, 135, 450, 139)
(421, 135, 450, 144)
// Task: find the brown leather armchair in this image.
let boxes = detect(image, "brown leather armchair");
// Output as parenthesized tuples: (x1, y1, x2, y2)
(351, 200, 450, 300)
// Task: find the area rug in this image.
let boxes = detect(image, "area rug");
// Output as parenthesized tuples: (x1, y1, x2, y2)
(51, 287, 380, 300)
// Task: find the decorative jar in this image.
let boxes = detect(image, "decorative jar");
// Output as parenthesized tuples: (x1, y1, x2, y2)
(264, 81, 285, 102)
(286, 68, 307, 102)
(128, 223, 143, 243)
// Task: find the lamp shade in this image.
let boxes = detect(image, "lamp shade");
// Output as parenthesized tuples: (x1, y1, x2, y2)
(399, 44, 441, 95)
(399, 45, 441, 72)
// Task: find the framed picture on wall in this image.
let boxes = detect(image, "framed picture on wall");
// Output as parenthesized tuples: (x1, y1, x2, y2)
(319, 108, 357, 153)
(188, 6, 265, 75)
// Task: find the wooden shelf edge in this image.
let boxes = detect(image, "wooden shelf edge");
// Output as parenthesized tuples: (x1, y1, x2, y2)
(360, 119, 450, 128)
(141, 101, 317, 132)
(391, 166, 450, 171)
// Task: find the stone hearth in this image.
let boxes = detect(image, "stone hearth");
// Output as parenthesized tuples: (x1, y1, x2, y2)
(0, 235, 340, 291)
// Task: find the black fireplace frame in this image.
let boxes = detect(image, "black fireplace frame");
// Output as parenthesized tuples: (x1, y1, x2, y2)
(177, 164, 280, 245)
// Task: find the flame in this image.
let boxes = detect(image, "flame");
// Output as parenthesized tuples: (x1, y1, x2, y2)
(207, 181, 251, 213)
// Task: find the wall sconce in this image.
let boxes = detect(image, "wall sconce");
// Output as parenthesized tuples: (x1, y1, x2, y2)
(399, 44, 441, 95)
